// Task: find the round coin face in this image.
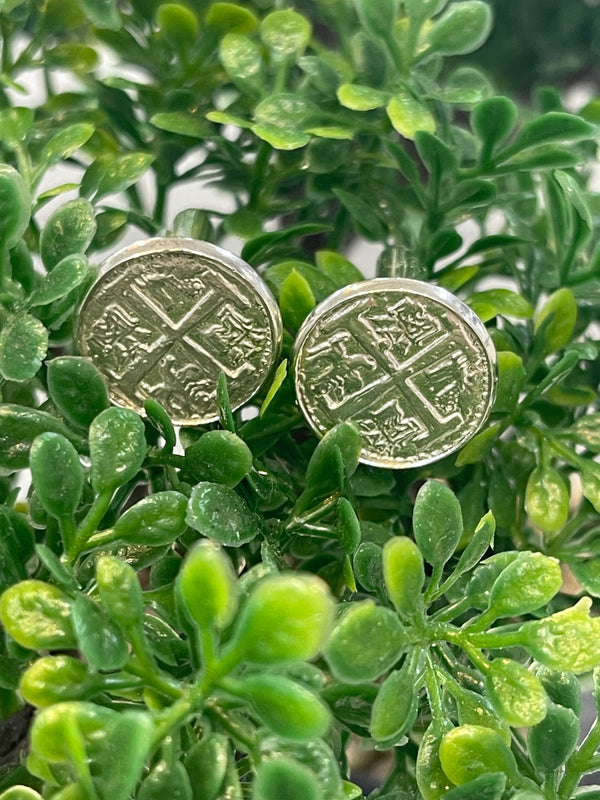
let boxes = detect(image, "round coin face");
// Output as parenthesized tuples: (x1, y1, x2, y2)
(294, 278, 496, 469)
(78, 238, 282, 426)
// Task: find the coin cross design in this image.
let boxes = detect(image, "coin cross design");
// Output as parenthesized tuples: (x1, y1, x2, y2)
(294, 278, 496, 468)
(78, 238, 282, 426)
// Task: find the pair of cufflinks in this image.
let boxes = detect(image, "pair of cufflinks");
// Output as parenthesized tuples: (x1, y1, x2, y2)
(77, 238, 496, 469)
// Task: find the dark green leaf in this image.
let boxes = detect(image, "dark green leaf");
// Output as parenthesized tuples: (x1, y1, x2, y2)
(30, 433, 83, 519)
(471, 96, 517, 158)
(40, 198, 96, 270)
(47, 356, 110, 429)
(89, 407, 147, 493)
(0, 164, 31, 249)
(186, 482, 259, 546)
(79, 0, 120, 28)
(413, 480, 463, 567)
(0, 404, 79, 472)
(29, 254, 89, 307)
(72, 594, 129, 670)
(500, 112, 597, 160)
(426, 1, 492, 56)
(185, 430, 252, 486)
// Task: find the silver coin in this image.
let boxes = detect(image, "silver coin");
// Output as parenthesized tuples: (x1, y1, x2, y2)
(77, 238, 282, 426)
(294, 278, 496, 469)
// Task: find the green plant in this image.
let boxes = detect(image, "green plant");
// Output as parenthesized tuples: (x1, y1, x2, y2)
(0, 1, 600, 798)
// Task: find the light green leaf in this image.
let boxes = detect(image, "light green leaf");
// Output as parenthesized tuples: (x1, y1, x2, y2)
(251, 123, 310, 150)
(260, 359, 288, 417)
(94, 152, 154, 200)
(468, 289, 533, 322)
(36, 123, 94, 178)
(386, 92, 435, 139)
(149, 112, 207, 138)
(426, 1, 492, 56)
(78, 0, 120, 29)
(0, 313, 48, 381)
(337, 84, 388, 111)
(260, 9, 311, 62)
(29, 254, 89, 307)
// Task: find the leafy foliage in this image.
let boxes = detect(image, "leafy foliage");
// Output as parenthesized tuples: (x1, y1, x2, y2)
(0, 1, 599, 799)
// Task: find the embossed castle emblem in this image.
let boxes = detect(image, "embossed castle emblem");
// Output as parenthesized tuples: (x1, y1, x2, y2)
(293, 278, 496, 468)
(77, 238, 282, 425)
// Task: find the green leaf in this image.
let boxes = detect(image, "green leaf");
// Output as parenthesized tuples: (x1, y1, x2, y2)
(254, 759, 322, 800)
(226, 573, 334, 665)
(89, 407, 147, 493)
(354, 0, 399, 37)
(485, 659, 547, 727)
(486, 552, 562, 620)
(93, 152, 154, 200)
(571, 414, 600, 452)
(525, 465, 570, 535)
(260, 9, 311, 62)
(554, 168, 593, 229)
(46, 43, 99, 73)
(251, 123, 310, 150)
(315, 251, 363, 288)
(155, 3, 200, 47)
(413, 480, 463, 568)
(264, 260, 338, 302)
(36, 123, 94, 177)
(336, 497, 361, 555)
(534, 665, 582, 714)
(415, 130, 457, 180)
(501, 112, 597, 160)
(19, 655, 94, 708)
(219, 33, 264, 90)
(112, 491, 188, 545)
(71, 594, 129, 670)
(0, 580, 76, 650)
(149, 112, 207, 138)
(528, 702, 579, 773)
(138, 760, 193, 800)
(467, 289, 533, 322)
(324, 600, 407, 682)
(386, 92, 435, 140)
(206, 2, 258, 34)
(337, 84, 388, 111)
(455, 423, 500, 466)
(185, 430, 252, 487)
(260, 359, 288, 417)
(96, 555, 144, 631)
(471, 96, 517, 159)
(426, 1, 492, 55)
(581, 464, 600, 513)
(30, 433, 83, 519)
(492, 352, 526, 413)
(439, 725, 518, 786)
(450, 511, 496, 581)
(237, 673, 331, 741)
(0, 163, 31, 249)
(279, 269, 316, 331)
(382, 536, 425, 621)
(177, 540, 238, 631)
(40, 198, 96, 270)
(47, 356, 110, 429)
(416, 721, 453, 800)
(0, 403, 79, 472)
(305, 421, 362, 488)
(241, 223, 331, 266)
(333, 187, 387, 240)
(442, 774, 507, 800)
(183, 734, 229, 800)
(0, 313, 47, 381)
(78, 0, 121, 28)
(29, 253, 89, 307)
(0, 107, 34, 147)
(522, 597, 600, 673)
(186, 482, 259, 546)
(534, 287, 577, 354)
(370, 656, 419, 745)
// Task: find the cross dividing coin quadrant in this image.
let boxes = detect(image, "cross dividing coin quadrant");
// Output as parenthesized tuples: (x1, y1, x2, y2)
(77, 238, 282, 426)
(294, 278, 496, 469)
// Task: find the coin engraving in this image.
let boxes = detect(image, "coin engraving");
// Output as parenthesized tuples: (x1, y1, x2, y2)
(78, 239, 282, 425)
(294, 279, 496, 468)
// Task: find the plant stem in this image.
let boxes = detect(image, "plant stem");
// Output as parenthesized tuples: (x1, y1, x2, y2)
(559, 714, 600, 799)
(69, 489, 114, 563)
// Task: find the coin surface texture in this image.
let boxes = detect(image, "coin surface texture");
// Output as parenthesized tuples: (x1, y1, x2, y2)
(78, 238, 282, 425)
(294, 278, 496, 468)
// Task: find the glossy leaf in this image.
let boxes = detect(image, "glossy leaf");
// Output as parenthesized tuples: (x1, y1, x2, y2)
(36, 123, 94, 176)
(524, 465, 570, 534)
(0, 404, 78, 472)
(29, 433, 83, 519)
(426, 1, 492, 55)
(219, 33, 264, 90)
(186, 482, 258, 545)
(472, 96, 517, 156)
(138, 760, 192, 800)
(324, 600, 406, 682)
(0, 163, 31, 248)
(336, 497, 361, 555)
(238, 673, 331, 741)
(112, 491, 187, 545)
(29, 253, 89, 307)
(0, 580, 76, 650)
(370, 656, 419, 745)
(185, 430, 252, 487)
(416, 721, 454, 800)
(468, 289, 532, 322)
(177, 541, 238, 630)
(337, 84, 388, 111)
(528, 701, 579, 772)
(96, 555, 144, 631)
(254, 758, 322, 800)
(47, 356, 109, 430)
(260, 9, 311, 62)
(485, 659, 547, 727)
(0, 313, 48, 382)
(486, 551, 562, 619)
(183, 734, 229, 800)
(382, 536, 425, 620)
(522, 597, 600, 673)
(40, 199, 96, 270)
(413, 480, 463, 568)
(493, 352, 526, 413)
(305, 421, 361, 488)
(206, 2, 258, 34)
(226, 573, 334, 665)
(442, 773, 506, 800)
(89, 407, 146, 493)
(72, 594, 129, 670)
(387, 92, 435, 140)
(502, 112, 596, 159)
(279, 269, 316, 331)
(439, 725, 518, 785)
(534, 287, 577, 354)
